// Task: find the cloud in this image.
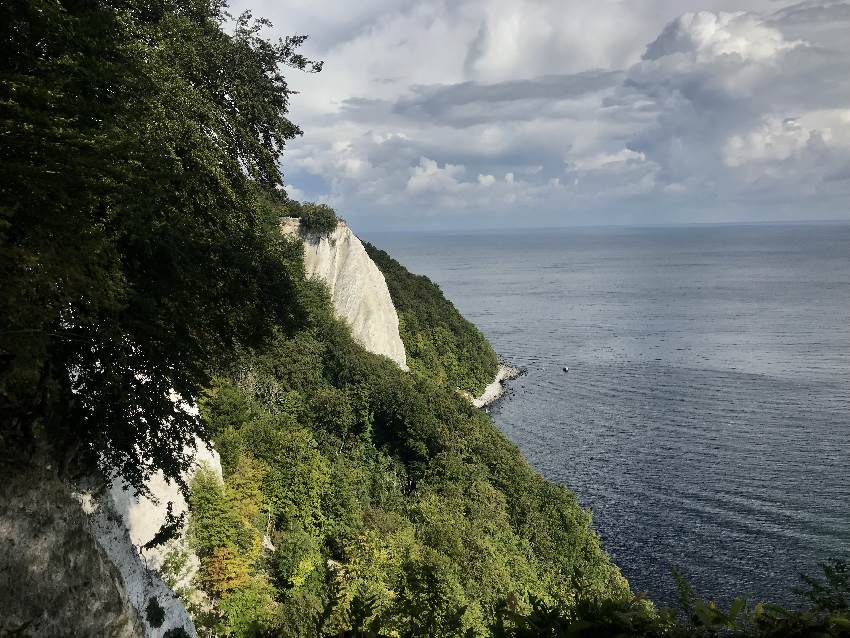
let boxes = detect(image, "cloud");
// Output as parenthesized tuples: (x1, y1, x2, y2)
(573, 149, 647, 171)
(393, 71, 623, 123)
(771, 0, 850, 27)
(406, 157, 465, 193)
(723, 116, 822, 166)
(643, 11, 804, 62)
(232, 0, 850, 228)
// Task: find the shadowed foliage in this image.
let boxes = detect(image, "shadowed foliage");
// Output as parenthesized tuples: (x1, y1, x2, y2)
(0, 0, 320, 490)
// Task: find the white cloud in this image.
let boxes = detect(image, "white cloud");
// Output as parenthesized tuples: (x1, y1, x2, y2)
(644, 11, 804, 62)
(229, 0, 850, 227)
(406, 157, 465, 193)
(723, 116, 822, 166)
(283, 183, 307, 201)
(573, 149, 647, 171)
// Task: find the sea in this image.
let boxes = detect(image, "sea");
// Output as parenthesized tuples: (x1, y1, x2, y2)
(363, 222, 850, 609)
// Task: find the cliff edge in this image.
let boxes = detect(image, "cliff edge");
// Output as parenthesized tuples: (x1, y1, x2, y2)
(282, 217, 408, 370)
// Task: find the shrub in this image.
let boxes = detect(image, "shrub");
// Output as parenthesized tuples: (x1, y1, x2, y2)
(145, 596, 165, 629)
(290, 202, 339, 235)
(186, 293, 626, 636)
(364, 243, 499, 395)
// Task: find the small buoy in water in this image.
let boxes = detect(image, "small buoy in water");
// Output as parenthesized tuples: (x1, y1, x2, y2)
(563, 366, 570, 373)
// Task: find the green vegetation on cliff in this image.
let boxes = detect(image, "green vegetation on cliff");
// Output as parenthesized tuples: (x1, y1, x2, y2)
(364, 243, 499, 396)
(285, 200, 340, 235)
(0, 0, 319, 490)
(184, 275, 628, 636)
(3, 1, 848, 637)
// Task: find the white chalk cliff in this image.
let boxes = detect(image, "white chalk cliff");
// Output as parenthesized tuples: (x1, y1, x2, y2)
(282, 217, 408, 370)
(79, 433, 221, 638)
(83, 395, 221, 638)
(1, 470, 145, 637)
(4, 219, 409, 637)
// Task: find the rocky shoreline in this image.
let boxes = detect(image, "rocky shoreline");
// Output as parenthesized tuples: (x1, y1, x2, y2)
(472, 363, 522, 409)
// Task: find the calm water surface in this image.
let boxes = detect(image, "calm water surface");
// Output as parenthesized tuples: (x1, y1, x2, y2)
(364, 223, 850, 608)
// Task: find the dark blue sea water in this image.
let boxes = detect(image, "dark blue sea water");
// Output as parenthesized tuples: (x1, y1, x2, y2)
(364, 223, 850, 609)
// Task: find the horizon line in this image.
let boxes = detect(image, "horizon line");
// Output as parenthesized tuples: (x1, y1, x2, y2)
(359, 217, 850, 235)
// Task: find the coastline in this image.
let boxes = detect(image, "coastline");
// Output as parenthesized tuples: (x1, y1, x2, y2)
(472, 363, 522, 408)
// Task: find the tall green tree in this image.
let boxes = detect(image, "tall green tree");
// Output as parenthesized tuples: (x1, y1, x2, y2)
(0, 0, 320, 490)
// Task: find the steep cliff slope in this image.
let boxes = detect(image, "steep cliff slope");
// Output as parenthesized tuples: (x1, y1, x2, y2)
(183, 225, 630, 636)
(106, 436, 222, 587)
(282, 217, 408, 370)
(363, 242, 498, 395)
(45, 219, 410, 638)
(86, 434, 223, 638)
(1, 440, 213, 638)
(0, 468, 144, 638)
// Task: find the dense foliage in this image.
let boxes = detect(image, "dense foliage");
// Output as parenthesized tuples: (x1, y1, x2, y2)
(364, 243, 499, 396)
(0, 0, 319, 489)
(182, 278, 628, 636)
(492, 560, 850, 638)
(183, 270, 849, 637)
(285, 200, 340, 235)
(4, 2, 847, 637)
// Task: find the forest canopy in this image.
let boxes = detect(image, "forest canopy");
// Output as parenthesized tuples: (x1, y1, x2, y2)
(364, 243, 499, 396)
(0, 0, 320, 489)
(1, 1, 847, 637)
(184, 279, 629, 636)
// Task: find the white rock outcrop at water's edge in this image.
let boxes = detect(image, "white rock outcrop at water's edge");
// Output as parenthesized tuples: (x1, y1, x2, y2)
(472, 365, 520, 408)
(282, 217, 408, 370)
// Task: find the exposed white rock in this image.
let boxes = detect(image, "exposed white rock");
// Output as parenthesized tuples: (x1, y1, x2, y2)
(83, 491, 198, 638)
(1, 471, 145, 638)
(472, 365, 521, 408)
(108, 437, 222, 577)
(0, 436, 216, 637)
(282, 217, 408, 370)
(83, 434, 223, 638)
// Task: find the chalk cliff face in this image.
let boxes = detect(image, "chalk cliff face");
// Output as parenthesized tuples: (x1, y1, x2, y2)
(106, 435, 222, 583)
(282, 217, 408, 370)
(1, 219, 408, 637)
(1, 428, 214, 637)
(76, 395, 220, 638)
(87, 434, 222, 638)
(0, 470, 144, 638)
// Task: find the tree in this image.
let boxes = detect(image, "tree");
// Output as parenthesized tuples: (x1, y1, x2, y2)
(0, 0, 321, 490)
(294, 202, 339, 235)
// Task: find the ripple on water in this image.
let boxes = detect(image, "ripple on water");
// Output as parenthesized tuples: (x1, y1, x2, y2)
(366, 224, 850, 608)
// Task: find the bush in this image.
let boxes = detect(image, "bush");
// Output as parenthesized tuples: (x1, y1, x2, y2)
(145, 596, 165, 629)
(187, 289, 626, 636)
(287, 201, 339, 235)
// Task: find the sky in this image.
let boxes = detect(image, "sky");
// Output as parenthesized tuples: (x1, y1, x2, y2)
(231, 0, 850, 230)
